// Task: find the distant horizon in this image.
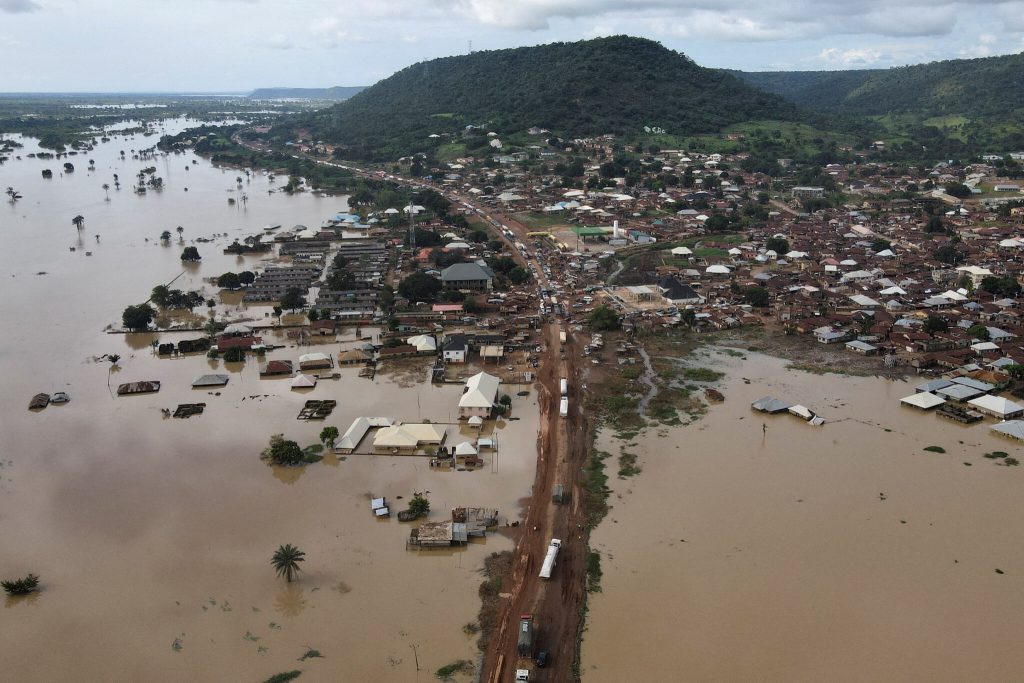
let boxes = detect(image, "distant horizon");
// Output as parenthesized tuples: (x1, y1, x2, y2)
(0, 42, 1021, 97)
(2, 0, 1022, 91)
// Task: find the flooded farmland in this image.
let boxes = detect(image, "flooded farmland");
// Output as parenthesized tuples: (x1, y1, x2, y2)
(583, 349, 1024, 682)
(0, 126, 539, 681)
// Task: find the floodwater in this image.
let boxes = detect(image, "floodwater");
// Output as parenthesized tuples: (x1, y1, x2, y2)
(583, 349, 1024, 682)
(0, 124, 540, 681)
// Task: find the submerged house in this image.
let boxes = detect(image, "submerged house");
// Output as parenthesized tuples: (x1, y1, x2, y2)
(458, 371, 500, 418)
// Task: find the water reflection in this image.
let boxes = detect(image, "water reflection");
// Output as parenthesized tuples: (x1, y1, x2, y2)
(271, 465, 305, 485)
(5, 592, 41, 609)
(274, 583, 308, 618)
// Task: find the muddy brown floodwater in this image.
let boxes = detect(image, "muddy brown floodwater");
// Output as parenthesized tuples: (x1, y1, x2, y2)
(583, 347, 1024, 682)
(0, 124, 539, 681)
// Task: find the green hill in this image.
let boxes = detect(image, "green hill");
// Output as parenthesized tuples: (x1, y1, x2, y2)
(735, 53, 1024, 151)
(249, 86, 366, 100)
(296, 36, 804, 159)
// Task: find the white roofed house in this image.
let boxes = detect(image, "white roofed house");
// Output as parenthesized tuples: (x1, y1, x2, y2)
(458, 371, 500, 418)
(955, 265, 993, 287)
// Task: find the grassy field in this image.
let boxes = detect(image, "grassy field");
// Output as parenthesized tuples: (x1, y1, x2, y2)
(512, 211, 572, 230)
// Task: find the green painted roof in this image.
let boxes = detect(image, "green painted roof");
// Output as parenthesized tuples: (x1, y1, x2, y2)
(571, 226, 607, 237)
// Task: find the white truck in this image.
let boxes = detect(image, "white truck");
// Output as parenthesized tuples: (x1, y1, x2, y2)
(559, 377, 568, 397)
(559, 397, 568, 418)
(515, 669, 530, 682)
(559, 329, 567, 344)
(539, 539, 562, 579)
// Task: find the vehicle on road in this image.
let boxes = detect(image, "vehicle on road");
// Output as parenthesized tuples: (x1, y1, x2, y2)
(536, 651, 549, 668)
(539, 539, 561, 579)
(517, 614, 534, 656)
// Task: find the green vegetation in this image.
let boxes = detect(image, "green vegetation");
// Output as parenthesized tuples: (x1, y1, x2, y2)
(680, 367, 724, 382)
(588, 304, 621, 331)
(586, 551, 603, 593)
(292, 36, 801, 160)
(263, 672, 302, 683)
(297, 649, 323, 661)
(122, 303, 155, 331)
(270, 544, 306, 583)
(398, 271, 442, 303)
(435, 660, 472, 680)
(923, 446, 947, 453)
(2, 573, 40, 596)
(737, 52, 1024, 154)
(319, 426, 339, 448)
(262, 435, 305, 467)
(582, 450, 611, 529)
(406, 492, 430, 518)
(180, 246, 201, 262)
(618, 450, 641, 478)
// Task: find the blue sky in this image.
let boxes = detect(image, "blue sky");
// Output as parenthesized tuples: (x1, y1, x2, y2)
(1, 0, 1022, 91)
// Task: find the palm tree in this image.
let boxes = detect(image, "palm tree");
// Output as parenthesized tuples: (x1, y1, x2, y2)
(176, 225, 184, 239)
(72, 215, 85, 231)
(102, 183, 110, 201)
(271, 544, 305, 583)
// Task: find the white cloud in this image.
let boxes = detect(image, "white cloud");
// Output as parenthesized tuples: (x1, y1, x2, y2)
(819, 47, 887, 66)
(433, 0, 1019, 41)
(0, 33, 20, 46)
(0, 0, 40, 13)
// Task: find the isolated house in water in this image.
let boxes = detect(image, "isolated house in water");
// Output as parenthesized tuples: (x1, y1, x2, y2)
(458, 371, 500, 418)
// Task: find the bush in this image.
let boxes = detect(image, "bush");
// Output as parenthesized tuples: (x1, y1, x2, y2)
(2, 573, 40, 596)
(261, 435, 305, 467)
(407, 492, 430, 517)
(223, 347, 246, 363)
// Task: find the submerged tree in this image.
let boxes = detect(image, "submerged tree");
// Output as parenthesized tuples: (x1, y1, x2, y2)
(2, 573, 40, 596)
(271, 544, 305, 583)
(72, 214, 85, 231)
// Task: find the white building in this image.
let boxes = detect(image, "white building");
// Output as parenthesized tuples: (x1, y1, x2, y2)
(458, 371, 500, 418)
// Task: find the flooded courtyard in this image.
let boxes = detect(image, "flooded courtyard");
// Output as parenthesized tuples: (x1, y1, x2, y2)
(583, 349, 1024, 682)
(1, 126, 539, 681)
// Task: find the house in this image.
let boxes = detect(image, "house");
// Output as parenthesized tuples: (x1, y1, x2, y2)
(442, 334, 469, 363)
(792, 186, 825, 199)
(373, 422, 446, 453)
(658, 276, 704, 305)
(458, 371, 500, 418)
(298, 352, 333, 370)
(441, 262, 494, 291)
(337, 348, 372, 366)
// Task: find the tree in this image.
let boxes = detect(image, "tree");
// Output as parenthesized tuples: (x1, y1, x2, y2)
(217, 272, 242, 289)
(588, 304, 621, 331)
(319, 426, 339, 448)
(239, 271, 256, 285)
(933, 245, 963, 265)
(967, 323, 991, 341)
(407, 492, 430, 517)
(324, 268, 355, 291)
(160, 230, 172, 242)
(944, 182, 972, 199)
(122, 304, 155, 331)
(271, 544, 305, 583)
(743, 286, 770, 307)
(923, 316, 949, 334)
(180, 246, 201, 261)
(280, 287, 305, 311)
(72, 214, 85, 231)
(107, 353, 121, 366)
(102, 183, 110, 200)
(398, 271, 442, 303)
(981, 275, 1021, 297)
(262, 434, 304, 467)
(704, 215, 730, 232)
(223, 347, 246, 363)
(871, 238, 892, 252)
(765, 237, 789, 254)
(2, 573, 40, 596)
(150, 285, 170, 307)
(926, 215, 946, 233)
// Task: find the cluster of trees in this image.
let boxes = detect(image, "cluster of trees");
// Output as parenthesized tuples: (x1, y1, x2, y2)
(588, 304, 621, 331)
(261, 434, 305, 467)
(324, 253, 356, 291)
(122, 303, 156, 330)
(398, 270, 442, 303)
(181, 246, 201, 261)
(487, 255, 531, 286)
(217, 271, 256, 289)
(151, 285, 205, 310)
(981, 275, 1022, 297)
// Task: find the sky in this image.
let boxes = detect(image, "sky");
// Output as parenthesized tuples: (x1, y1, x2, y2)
(1, 0, 1022, 91)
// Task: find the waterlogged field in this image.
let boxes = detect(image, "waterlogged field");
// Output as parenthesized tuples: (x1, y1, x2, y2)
(583, 350, 1024, 682)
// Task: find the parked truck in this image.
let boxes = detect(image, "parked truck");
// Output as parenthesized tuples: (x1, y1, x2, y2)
(517, 615, 534, 657)
(559, 329, 567, 344)
(559, 397, 568, 418)
(539, 539, 562, 579)
(559, 377, 568, 397)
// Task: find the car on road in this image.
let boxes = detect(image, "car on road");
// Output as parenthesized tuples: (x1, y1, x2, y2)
(535, 651, 549, 668)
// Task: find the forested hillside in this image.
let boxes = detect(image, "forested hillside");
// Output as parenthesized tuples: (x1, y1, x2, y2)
(249, 86, 366, 100)
(293, 36, 804, 160)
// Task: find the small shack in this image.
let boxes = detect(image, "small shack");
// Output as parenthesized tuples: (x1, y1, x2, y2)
(751, 396, 792, 414)
(117, 381, 161, 395)
(901, 392, 945, 411)
(192, 374, 230, 388)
